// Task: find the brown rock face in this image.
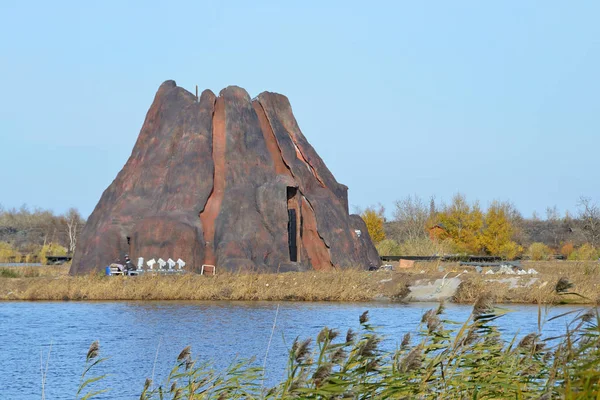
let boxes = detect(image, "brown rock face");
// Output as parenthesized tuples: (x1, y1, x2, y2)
(70, 81, 380, 274)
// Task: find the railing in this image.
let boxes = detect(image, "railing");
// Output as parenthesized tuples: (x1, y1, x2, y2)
(380, 254, 568, 262)
(379, 255, 504, 262)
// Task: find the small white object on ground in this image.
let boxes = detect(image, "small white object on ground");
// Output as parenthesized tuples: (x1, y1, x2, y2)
(167, 258, 176, 270)
(486, 277, 538, 289)
(146, 259, 156, 269)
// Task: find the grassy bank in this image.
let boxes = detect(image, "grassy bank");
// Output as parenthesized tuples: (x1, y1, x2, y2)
(0, 267, 399, 302)
(76, 298, 600, 399)
(451, 260, 600, 304)
(1, 261, 599, 303)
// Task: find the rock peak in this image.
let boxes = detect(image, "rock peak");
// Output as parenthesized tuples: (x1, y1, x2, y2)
(70, 82, 379, 275)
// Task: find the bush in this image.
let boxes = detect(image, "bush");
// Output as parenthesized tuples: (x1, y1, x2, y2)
(568, 243, 599, 261)
(0, 242, 21, 263)
(0, 268, 20, 278)
(398, 237, 454, 256)
(39, 243, 67, 265)
(376, 239, 402, 256)
(526, 242, 552, 261)
(497, 241, 523, 260)
(24, 252, 40, 263)
(561, 242, 575, 258)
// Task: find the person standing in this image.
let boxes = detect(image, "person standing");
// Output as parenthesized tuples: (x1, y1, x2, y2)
(124, 254, 134, 274)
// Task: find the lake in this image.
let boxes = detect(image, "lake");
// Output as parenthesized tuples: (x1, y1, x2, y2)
(0, 301, 591, 399)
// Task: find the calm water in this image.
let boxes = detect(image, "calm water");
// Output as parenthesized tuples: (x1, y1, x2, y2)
(0, 301, 590, 399)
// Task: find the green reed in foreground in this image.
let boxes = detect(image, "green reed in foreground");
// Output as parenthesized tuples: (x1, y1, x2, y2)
(79, 295, 600, 399)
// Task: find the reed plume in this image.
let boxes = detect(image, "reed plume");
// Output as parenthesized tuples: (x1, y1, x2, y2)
(86, 341, 99, 360)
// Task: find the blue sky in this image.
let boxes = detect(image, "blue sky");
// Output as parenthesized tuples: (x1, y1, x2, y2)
(1, 1, 598, 219)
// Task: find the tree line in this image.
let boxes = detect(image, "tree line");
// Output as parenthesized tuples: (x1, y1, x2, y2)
(361, 194, 600, 260)
(3, 194, 599, 264)
(0, 205, 85, 263)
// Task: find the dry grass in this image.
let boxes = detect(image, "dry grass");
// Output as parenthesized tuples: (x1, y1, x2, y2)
(0, 267, 409, 302)
(1, 261, 598, 304)
(452, 260, 600, 305)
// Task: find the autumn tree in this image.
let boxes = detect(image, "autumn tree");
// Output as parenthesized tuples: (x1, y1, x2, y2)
(39, 242, 67, 265)
(560, 242, 574, 258)
(361, 205, 386, 244)
(435, 194, 483, 254)
(480, 201, 522, 259)
(0, 242, 21, 263)
(568, 243, 599, 261)
(527, 242, 552, 261)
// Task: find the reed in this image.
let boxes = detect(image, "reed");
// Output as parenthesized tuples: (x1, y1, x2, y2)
(78, 295, 600, 399)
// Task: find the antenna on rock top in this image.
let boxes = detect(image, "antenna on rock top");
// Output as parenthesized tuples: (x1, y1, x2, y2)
(195, 85, 198, 102)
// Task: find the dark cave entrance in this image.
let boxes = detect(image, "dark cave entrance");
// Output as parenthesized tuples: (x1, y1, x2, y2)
(287, 187, 298, 262)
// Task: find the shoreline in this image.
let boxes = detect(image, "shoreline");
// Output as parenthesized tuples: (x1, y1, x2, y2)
(1, 261, 598, 304)
(0, 298, 595, 307)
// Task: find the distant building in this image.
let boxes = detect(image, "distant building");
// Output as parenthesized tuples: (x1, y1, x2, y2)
(428, 223, 447, 240)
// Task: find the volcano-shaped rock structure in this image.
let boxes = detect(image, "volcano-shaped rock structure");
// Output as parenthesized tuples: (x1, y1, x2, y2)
(70, 81, 380, 274)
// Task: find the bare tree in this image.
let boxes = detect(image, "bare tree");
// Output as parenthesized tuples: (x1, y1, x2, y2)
(543, 205, 561, 248)
(392, 195, 430, 242)
(429, 196, 436, 218)
(0, 205, 87, 257)
(63, 208, 83, 254)
(577, 197, 600, 246)
(0, 205, 60, 249)
(546, 205, 559, 222)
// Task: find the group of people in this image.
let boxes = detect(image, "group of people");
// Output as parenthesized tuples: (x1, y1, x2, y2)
(109, 254, 136, 274)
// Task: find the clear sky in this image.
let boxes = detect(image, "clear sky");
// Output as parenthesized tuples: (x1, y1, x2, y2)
(1, 1, 598, 219)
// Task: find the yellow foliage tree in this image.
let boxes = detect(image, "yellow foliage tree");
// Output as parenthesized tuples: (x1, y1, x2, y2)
(361, 206, 386, 244)
(527, 242, 552, 261)
(0, 242, 21, 263)
(568, 243, 599, 261)
(436, 194, 483, 254)
(39, 243, 67, 265)
(480, 201, 522, 259)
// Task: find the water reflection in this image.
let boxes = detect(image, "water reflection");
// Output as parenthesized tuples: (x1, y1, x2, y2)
(0, 301, 591, 399)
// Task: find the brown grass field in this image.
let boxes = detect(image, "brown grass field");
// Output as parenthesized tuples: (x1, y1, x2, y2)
(0, 261, 598, 303)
